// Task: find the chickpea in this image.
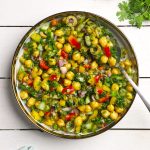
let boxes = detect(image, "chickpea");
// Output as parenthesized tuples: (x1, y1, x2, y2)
(120, 61, 125, 68)
(108, 57, 116, 67)
(112, 68, 120, 74)
(91, 61, 98, 69)
(126, 85, 133, 92)
(20, 91, 28, 100)
(92, 38, 98, 46)
(35, 101, 40, 108)
(64, 63, 71, 70)
(110, 111, 118, 120)
(27, 97, 36, 107)
(55, 42, 63, 49)
(23, 75, 29, 82)
(64, 79, 72, 86)
(56, 84, 63, 92)
(31, 110, 41, 121)
(78, 105, 86, 112)
(48, 58, 56, 66)
(33, 76, 41, 91)
(107, 41, 113, 48)
(90, 101, 99, 109)
(96, 81, 102, 88)
(80, 114, 87, 121)
(24, 60, 33, 68)
(101, 110, 110, 118)
(72, 81, 81, 90)
(47, 68, 54, 74)
(74, 116, 83, 126)
(39, 111, 44, 117)
(37, 69, 43, 76)
(58, 37, 65, 44)
(41, 80, 49, 91)
(124, 59, 132, 66)
(85, 105, 92, 113)
(127, 67, 132, 74)
(44, 119, 54, 126)
(30, 33, 41, 43)
(57, 119, 65, 127)
(101, 55, 108, 64)
(78, 56, 85, 64)
(126, 92, 133, 100)
(99, 36, 108, 47)
(55, 30, 64, 37)
(89, 110, 98, 120)
(42, 73, 49, 79)
(40, 31, 47, 38)
(88, 77, 95, 85)
(88, 69, 94, 75)
(115, 107, 124, 113)
(102, 85, 110, 92)
(110, 97, 116, 105)
(72, 52, 81, 61)
(59, 99, 66, 107)
(79, 66, 85, 73)
(64, 43, 72, 53)
(107, 104, 114, 112)
(32, 42, 37, 49)
(111, 83, 119, 91)
(33, 67, 38, 72)
(19, 57, 25, 64)
(66, 71, 74, 80)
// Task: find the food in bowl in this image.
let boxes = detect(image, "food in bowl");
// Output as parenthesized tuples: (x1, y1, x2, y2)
(16, 14, 135, 136)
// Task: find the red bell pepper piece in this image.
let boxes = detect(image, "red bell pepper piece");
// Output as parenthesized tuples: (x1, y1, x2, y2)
(27, 79, 33, 86)
(62, 85, 74, 94)
(65, 112, 76, 121)
(68, 35, 81, 49)
(99, 94, 110, 103)
(97, 88, 103, 94)
(104, 47, 111, 58)
(49, 74, 57, 81)
(61, 50, 68, 59)
(39, 59, 49, 70)
(84, 64, 91, 69)
(95, 75, 101, 83)
(44, 111, 51, 117)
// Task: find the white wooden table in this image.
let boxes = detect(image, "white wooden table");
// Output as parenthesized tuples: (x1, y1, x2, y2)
(0, 0, 150, 149)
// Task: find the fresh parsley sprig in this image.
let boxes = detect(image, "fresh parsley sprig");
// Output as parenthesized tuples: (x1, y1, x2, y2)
(117, 0, 150, 28)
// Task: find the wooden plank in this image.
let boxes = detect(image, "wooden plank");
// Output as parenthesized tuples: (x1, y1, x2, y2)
(0, 27, 150, 77)
(0, 0, 123, 26)
(0, 78, 150, 129)
(0, 0, 150, 26)
(0, 130, 150, 150)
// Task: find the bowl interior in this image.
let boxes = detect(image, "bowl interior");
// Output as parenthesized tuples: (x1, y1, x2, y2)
(11, 11, 139, 139)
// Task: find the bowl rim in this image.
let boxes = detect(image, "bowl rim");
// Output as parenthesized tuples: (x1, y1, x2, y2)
(11, 11, 139, 139)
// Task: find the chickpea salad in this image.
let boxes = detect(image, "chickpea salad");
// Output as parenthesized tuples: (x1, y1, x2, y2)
(17, 14, 135, 135)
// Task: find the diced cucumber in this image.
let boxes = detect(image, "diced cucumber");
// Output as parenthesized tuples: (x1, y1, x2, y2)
(85, 36, 91, 46)
(37, 102, 45, 110)
(85, 96, 90, 104)
(85, 122, 93, 129)
(40, 23, 49, 31)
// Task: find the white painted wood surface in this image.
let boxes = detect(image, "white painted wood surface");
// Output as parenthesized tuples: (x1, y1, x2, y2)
(0, 130, 150, 150)
(0, 0, 150, 149)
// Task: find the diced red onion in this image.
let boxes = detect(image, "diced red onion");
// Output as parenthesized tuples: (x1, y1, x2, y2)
(58, 59, 66, 67)
(60, 66, 67, 74)
(91, 95, 96, 101)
